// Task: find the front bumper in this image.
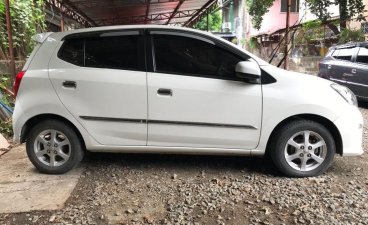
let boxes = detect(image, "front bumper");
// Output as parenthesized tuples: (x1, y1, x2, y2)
(334, 105, 364, 156)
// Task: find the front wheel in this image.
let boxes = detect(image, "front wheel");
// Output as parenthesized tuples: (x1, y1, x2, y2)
(26, 119, 84, 174)
(271, 120, 335, 177)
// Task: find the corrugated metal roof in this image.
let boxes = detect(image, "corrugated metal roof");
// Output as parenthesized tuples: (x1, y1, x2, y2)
(54, 0, 218, 27)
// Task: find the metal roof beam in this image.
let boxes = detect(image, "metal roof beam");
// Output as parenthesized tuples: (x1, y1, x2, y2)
(166, 0, 185, 25)
(145, 0, 151, 24)
(184, 0, 217, 27)
(45, 0, 97, 27)
(72, 0, 180, 9)
(96, 9, 198, 26)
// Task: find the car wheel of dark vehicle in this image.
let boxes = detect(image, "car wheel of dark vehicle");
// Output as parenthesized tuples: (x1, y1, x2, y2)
(271, 120, 335, 177)
(26, 120, 84, 174)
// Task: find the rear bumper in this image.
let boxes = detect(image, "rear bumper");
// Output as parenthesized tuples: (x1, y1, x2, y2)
(12, 103, 25, 143)
(334, 105, 364, 156)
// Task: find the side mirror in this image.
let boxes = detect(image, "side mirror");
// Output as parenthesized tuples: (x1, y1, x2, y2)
(235, 61, 261, 83)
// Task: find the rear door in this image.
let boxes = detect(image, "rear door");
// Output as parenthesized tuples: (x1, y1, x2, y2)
(146, 31, 262, 149)
(49, 30, 148, 146)
(347, 47, 368, 99)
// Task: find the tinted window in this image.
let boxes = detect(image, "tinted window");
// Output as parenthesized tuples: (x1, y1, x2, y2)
(356, 47, 368, 64)
(334, 48, 355, 61)
(85, 35, 141, 70)
(153, 34, 244, 80)
(58, 38, 84, 66)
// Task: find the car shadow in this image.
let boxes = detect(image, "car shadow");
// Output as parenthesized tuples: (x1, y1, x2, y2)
(83, 152, 282, 177)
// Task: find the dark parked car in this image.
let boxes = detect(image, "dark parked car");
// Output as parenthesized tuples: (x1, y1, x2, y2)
(318, 42, 368, 101)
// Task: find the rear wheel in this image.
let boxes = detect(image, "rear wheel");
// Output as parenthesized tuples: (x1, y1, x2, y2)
(271, 120, 335, 177)
(26, 120, 84, 174)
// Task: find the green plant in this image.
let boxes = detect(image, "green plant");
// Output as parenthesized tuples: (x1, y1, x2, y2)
(305, 0, 366, 35)
(193, 10, 222, 32)
(339, 28, 365, 43)
(0, 0, 46, 60)
(246, 37, 259, 51)
(245, 0, 274, 30)
(0, 119, 13, 138)
(0, 74, 13, 108)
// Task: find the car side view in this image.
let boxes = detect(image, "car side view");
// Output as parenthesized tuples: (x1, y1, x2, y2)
(318, 42, 368, 101)
(12, 25, 363, 177)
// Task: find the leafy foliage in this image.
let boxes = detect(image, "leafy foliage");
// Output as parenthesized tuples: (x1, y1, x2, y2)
(245, 0, 274, 30)
(339, 28, 365, 43)
(0, 119, 13, 138)
(246, 37, 259, 51)
(0, 0, 46, 60)
(305, 0, 366, 33)
(193, 11, 222, 31)
(0, 74, 13, 108)
(0, 74, 13, 138)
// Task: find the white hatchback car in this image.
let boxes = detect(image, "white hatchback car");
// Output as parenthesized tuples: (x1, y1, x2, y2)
(13, 25, 363, 177)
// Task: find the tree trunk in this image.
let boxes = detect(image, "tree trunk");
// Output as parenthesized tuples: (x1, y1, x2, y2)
(339, 0, 348, 30)
(327, 23, 340, 35)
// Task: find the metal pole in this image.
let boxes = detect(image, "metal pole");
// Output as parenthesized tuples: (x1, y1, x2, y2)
(4, 0, 16, 80)
(284, 0, 290, 70)
(207, 11, 209, 31)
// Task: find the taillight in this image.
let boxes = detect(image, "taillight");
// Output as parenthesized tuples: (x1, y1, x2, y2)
(13, 70, 26, 97)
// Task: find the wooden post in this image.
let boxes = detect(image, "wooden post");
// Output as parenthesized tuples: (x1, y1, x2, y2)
(284, 0, 291, 70)
(60, 12, 65, 31)
(4, 0, 16, 80)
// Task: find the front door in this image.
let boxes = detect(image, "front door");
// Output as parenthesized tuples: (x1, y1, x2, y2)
(49, 31, 147, 146)
(146, 32, 262, 149)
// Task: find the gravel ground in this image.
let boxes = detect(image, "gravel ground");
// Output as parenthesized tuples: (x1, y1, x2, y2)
(1, 105, 368, 225)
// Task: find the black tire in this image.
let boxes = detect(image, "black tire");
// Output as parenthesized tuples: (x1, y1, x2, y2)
(26, 119, 84, 174)
(270, 120, 335, 177)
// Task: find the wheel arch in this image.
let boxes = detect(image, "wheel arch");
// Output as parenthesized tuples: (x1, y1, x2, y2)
(20, 113, 86, 150)
(265, 114, 343, 156)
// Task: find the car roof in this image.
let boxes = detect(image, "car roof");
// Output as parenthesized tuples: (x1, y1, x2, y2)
(52, 25, 213, 40)
(331, 42, 368, 50)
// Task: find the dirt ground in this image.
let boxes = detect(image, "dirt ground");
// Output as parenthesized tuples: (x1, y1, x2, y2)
(0, 104, 367, 225)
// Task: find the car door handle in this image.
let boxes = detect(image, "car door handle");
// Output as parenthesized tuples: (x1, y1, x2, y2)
(342, 73, 353, 77)
(327, 65, 332, 69)
(62, 80, 77, 88)
(157, 88, 172, 96)
(352, 69, 356, 74)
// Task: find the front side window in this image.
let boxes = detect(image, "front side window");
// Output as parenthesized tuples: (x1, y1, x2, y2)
(356, 47, 368, 64)
(153, 34, 244, 80)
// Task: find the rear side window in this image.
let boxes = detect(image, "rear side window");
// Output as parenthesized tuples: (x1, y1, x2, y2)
(356, 47, 368, 64)
(153, 34, 244, 80)
(58, 34, 144, 71)
(333, 48, 355, 61)
(58, 38, 84, 66)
